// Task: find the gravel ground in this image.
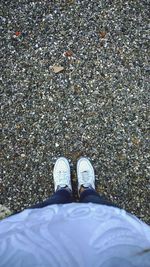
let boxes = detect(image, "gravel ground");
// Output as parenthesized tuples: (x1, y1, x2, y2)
(1, 0, 149, 223)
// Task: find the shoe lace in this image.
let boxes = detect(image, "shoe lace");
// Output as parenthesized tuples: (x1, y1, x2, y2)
(56, 171, 69, 187)
(80, 171, 91, 186)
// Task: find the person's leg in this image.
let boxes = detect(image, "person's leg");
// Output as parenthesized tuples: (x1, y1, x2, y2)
(29, 157, 74, 209)
(8, 157, 74, 217)
(29, 187, 74, 209)
(30, 157, 73, 209)
(79, 186, 117, 207)
(77, 157, 118, 208)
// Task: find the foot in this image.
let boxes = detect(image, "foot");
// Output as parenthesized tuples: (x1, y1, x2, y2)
(53, 157, 72, 192)
(77, 157, 95, 196)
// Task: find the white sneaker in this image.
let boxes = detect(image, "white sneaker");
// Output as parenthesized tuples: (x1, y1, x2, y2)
(77, 157, 95, 194)
(53, 157, 72, 192)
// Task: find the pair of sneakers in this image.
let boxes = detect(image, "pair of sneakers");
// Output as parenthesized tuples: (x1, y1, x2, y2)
(53, 157, 95, 196)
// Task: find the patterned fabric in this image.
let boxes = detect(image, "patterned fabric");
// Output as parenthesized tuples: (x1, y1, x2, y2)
(0, 203, 150, 267)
